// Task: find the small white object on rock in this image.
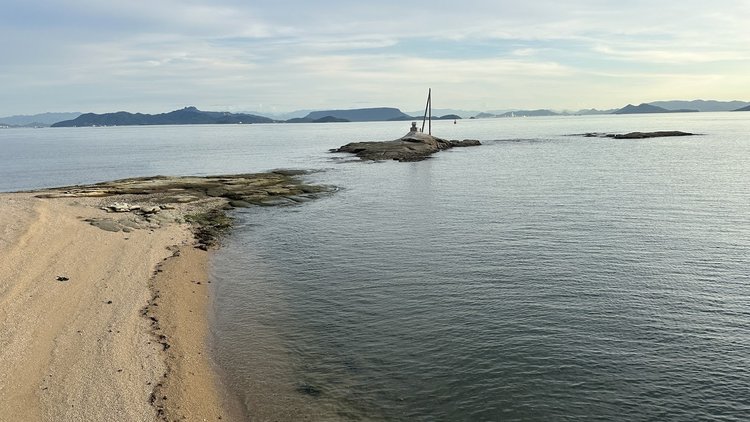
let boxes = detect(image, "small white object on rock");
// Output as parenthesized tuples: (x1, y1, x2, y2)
(105, 202, 146, 213)
(108, 202, 134, 212)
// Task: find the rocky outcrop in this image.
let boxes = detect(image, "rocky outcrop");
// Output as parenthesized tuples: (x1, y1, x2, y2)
(34, 171, 334, 248)
(613, 131, 695, 139)
(582, 131, 695, 139)
(335, 130, 480, 162)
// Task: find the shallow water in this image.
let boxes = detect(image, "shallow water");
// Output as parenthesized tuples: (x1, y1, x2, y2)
(3, 114, 749, 420)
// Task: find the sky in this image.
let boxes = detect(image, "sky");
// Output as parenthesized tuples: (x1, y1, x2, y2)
(2, 0, 750, 115)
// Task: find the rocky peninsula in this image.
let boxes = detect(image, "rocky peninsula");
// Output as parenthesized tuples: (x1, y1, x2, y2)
(0, 171, 331, 422)
(335, 126, 480, 162)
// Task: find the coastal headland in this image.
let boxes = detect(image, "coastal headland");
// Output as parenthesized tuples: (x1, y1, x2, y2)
(335, 130, 481, 162)
(0, 172, 331, 421)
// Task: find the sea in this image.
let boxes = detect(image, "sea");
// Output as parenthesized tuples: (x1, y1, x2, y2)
(1, 113, 749, 421)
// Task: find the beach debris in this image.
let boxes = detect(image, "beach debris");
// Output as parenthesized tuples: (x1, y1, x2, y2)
(56, 275, 70, 282)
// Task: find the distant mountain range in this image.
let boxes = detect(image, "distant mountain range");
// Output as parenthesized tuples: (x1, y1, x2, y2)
(406, 108, 483, 119)
(5, 99, 750, 129)
(284, 107, 462, 123)
(612, 103, 699, 114)
(290, 107, 412, 123)
(0, 112, 82, 127)
(51, 107, 273, 127)
(472, 108, 612, 118)
(471, 100, 749, 118)
(650, 100, 750, 112)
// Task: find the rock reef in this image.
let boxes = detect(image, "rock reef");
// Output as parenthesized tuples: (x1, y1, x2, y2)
(583, 131, 695, 139)
(35, 171, 333, 249)
(335, 130, 480, 162)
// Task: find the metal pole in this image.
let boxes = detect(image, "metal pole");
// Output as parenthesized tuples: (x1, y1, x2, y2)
(428, 89, 432, 135)
(421, 88, 431, 133)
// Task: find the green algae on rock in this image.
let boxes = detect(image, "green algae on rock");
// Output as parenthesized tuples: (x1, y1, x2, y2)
(34, 171, 334, 248)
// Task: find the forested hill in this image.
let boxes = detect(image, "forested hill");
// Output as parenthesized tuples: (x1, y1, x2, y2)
(51, 107, 274, 127)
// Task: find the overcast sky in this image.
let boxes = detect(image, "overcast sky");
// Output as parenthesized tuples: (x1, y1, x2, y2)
(2, 0, 749, 115)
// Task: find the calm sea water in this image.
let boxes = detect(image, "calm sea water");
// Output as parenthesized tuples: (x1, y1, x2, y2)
(2, 114, 749, 420)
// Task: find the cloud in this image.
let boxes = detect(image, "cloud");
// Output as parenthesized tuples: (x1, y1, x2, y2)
(2, 0, 750, 114)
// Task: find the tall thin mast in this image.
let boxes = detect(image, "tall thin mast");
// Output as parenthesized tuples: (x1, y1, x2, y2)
(421, 88, 432, 134)
(428, 89, 432, 135)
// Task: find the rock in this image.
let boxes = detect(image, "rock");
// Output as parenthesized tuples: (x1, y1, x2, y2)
(258, 198, 296, 206)
(163, 195, 198, 203)
(120, 219, 144, 229)
(336, 131, 480, 162)
(87, 219, 122, 232)
(613, 131, 694, 139)
(296, 383, 322, 397)
(107, 202, 136, 213)
(272, 169, 309, 176)
(56, 276, 70, 282)
(228, 200, 253, 208)
(205, 188, 226, 197)
(34, 172, 335, 249)
(583, 131, 695, 139)
(287, 195, 314, 203)
(450, 139, 481, 147)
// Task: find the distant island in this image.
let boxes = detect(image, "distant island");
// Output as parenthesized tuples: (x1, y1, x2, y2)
(52, 107, 274, 127)
(0, 112, 82, 127)
(302, 107, 411, 122)
(282, 108, 462, 123)
(51, 106, 423, 127)
(612, 103, 698, 114)
(497, 109, 559, 118)
(651, 100, 750, 112)
(468, 100, 750, 118)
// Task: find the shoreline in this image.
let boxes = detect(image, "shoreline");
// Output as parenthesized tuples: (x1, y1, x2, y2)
(0, 172, 331, 421)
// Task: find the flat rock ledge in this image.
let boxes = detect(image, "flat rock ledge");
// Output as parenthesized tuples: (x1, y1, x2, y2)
(583, 131, 695, 139)
(334, 131, 481, 162)
(34, 170, 333, 249)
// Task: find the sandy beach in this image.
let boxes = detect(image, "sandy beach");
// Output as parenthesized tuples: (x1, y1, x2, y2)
(0, 192, 226, 421)
(0, 173, 327, 421)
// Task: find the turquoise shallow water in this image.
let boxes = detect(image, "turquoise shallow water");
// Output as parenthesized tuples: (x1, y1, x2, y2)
(2, 114, 749, 420)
